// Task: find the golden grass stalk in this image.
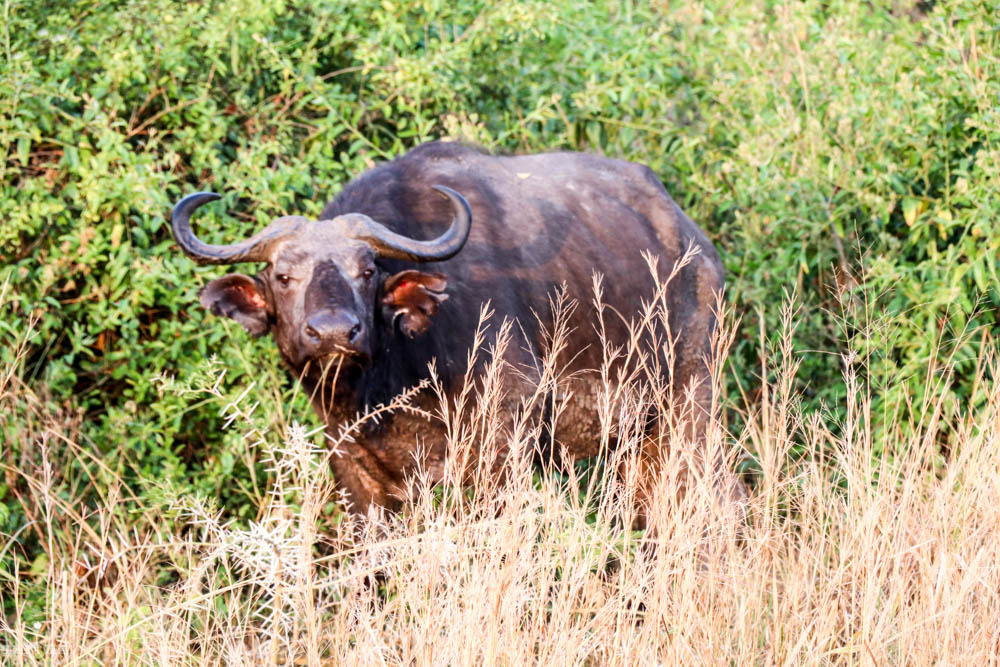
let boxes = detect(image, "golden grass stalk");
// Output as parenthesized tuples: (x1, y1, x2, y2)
(2, 269, 999, 665)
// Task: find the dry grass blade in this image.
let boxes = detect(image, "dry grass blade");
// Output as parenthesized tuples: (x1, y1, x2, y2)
(2, 274, 999, 665)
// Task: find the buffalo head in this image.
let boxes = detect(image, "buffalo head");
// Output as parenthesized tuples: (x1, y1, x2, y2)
(171, 186, 471, 372)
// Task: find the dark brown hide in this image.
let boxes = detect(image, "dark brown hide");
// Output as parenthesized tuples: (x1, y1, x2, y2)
(179, 142, 742, 518)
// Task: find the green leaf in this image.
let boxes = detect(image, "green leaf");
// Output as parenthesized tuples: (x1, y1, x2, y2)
(901, 197, 924, 227)
(17, 137, 30, 166)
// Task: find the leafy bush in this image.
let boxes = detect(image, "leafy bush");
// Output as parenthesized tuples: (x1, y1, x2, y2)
(1, 0, 998, 600)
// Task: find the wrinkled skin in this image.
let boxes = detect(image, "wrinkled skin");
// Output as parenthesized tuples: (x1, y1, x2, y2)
(179, 142, 744, 519)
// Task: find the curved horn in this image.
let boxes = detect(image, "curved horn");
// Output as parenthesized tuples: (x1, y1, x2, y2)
(361, 185, 472, 262)
(171, 192, 304, 265)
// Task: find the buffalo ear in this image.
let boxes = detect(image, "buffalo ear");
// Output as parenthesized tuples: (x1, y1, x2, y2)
(381, 270, 448, 338)
(199, 274, 271, 337)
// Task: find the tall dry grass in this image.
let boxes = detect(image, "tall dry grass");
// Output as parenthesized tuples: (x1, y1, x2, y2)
(2, 263, 1000, 665)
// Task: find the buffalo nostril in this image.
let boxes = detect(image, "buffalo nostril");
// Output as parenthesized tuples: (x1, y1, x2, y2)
(304, 312, 361, 349)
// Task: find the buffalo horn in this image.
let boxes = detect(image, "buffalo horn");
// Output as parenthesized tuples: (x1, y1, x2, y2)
(360, 185, 472, 262)
(171, 192, 305, 265)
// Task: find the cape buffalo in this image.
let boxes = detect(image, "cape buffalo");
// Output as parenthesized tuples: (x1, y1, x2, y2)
(171, 141, 742, 520)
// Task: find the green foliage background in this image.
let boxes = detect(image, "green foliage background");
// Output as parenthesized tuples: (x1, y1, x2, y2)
(1, 0, 998, 590)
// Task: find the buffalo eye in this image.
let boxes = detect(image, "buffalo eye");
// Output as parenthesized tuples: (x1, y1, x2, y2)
(275, 273, 291, 287)
(361, 268, 375, 281)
